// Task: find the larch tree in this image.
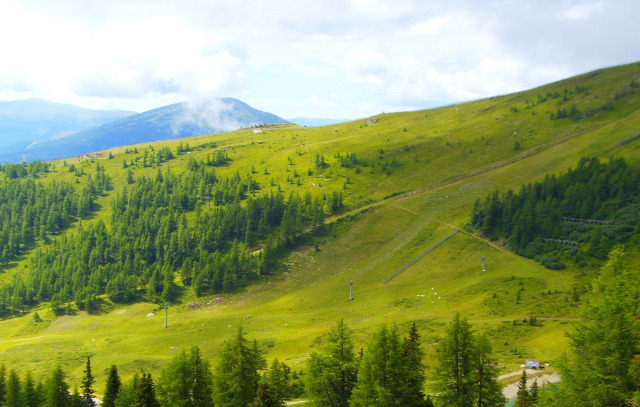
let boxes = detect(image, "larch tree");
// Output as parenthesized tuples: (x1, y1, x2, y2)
(435, 313, 476, 406)
(350, 324, 404, 407)
(44, 365, 70, 407)
(261, 358, 291, 405)
(157, 346, 214, 407)
(435, 314, 504, 407)
(557, 246, 640, 405)
(306, 318, 358, 407)
(474, 334, 505, 407)
(114, 374, 139, 407)
(21, 371, 41, 407)
(5, 369, 21, 407)
(0, 363, 6, 405)
(213, 327, 266, 407)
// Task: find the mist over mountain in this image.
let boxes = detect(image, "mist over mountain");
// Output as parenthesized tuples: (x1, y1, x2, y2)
(0, 99, 135, 163)
(5, 97, 289, 163)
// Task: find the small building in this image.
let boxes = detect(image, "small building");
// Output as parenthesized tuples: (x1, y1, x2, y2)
(366, 118, 378, 125)
(525, 359, 540, 369)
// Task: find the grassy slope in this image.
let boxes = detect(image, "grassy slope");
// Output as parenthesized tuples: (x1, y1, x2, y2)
(1, 62, 640, 393)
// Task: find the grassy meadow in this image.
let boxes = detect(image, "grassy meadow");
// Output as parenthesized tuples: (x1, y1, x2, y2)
(1, 62, 640, 395)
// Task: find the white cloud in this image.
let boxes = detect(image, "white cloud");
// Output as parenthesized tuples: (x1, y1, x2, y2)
(173, 98, 241, 134)
(346, 49, 388, 86)
(0, 0, 638, 119)
(401, 17, 448, 37)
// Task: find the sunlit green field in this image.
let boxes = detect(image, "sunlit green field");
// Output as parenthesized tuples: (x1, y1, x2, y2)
(1, 62, 640, 395)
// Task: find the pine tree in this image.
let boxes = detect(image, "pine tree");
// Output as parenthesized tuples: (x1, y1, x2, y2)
(44, 365, 70, 407)
(306, 318, 358, 407)
(82, 357, 95, 406)
(135, 373, 160, 407)
(5, 369, 21, 407)
(515, 370, 529, 407)
(102, 365, 121, 407)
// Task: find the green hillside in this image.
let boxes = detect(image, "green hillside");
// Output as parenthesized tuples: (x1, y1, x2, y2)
(1, 62, 640, 395)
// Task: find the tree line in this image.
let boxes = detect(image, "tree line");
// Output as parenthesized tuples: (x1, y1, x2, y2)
(471, 156, 640, 268)
(0, 161, 50, 179)
(2, 247, 636, 406)
(0, 162, 336, 316)
(0, 315, 506, 407)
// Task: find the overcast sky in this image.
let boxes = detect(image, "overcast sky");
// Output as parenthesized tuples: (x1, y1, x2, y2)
(0, 0, 638, 120)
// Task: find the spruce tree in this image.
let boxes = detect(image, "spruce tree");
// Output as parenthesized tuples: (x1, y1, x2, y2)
(306, 318, 357, 407)
(529, 379, 539, 406)
(515, 370, 529, 407)
(401, 322, 428, 406)
(81, 357, 95, 406)
(102, 365, 121, 407)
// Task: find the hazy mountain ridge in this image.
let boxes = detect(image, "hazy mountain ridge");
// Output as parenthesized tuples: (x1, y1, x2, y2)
(0, 99, 135, 163)
(18, 97, 290, 162)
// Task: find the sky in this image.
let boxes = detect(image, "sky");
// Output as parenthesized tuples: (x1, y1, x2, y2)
(0, 0, 638, 120)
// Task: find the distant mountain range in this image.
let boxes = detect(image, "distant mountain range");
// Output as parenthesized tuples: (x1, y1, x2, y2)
(288, 117, 348, 127)
(0, 98, 290, 163)
(0, 99, 135, 163)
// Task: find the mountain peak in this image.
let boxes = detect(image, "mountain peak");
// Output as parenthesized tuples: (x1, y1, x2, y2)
(10, 97, 289, 162)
